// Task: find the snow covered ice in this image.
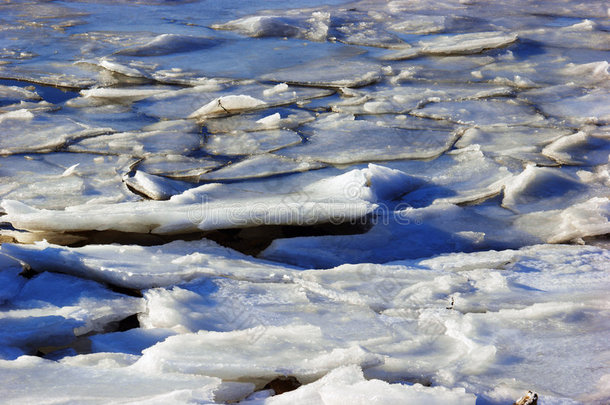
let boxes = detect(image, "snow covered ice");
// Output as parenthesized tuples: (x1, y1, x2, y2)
(0, 0, 609, 404)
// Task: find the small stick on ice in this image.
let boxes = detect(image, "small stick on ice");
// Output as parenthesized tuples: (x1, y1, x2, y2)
(513, 391, 538, 405)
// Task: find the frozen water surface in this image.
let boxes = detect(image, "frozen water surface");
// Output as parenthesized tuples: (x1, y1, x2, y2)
(0, 0, 609, 403)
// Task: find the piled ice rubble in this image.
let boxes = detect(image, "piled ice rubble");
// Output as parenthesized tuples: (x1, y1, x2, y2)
(1, 0, 609, 403)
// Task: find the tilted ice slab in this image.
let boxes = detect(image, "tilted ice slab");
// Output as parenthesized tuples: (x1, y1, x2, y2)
(0, 270, 142, 359)
(0, 354, 253, 404)
(541, 126, 610, 166)
(199, 155, 325, 181)
(261, 58, 382, 88)
(204, 109, 315, 133)
(0, 153, 137, 210)
(455, 125, 571, 165)
(394, 145, 514, 206)
(240, 365, 476, 405)
(0, 239, 293, 289)
(133, 325, 383, 383)
(211, 8, 406, 49)
(502, 165, 610, 214)
(136, 82, 332, 120)
(412, 99, 546, 126)
(0, 85, 40, 104)
(134, 154, 224, 181)
(537, 88, 610, 125)
(278, 114, 459, 164)
(68, 128, 203, 157)
(0, 109, 112, 155)
(261, 192, 609, 268)
(204, 129, 302, 155)
(122, 170, 191, 201)
(330, 82, 512, 115)
(383, 32, 518, 60)
(0, 164, 406, 234)
(66, 242, 609, 404)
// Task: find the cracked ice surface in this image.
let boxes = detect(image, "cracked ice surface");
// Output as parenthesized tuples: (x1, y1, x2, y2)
(0, 0, 609, 403)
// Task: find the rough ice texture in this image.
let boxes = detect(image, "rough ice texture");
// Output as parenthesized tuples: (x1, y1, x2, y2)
(1, 0, 609, 403)
(0, 164, 405, 234)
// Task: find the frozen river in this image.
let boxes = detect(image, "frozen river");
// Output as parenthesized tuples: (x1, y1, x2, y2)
(0, 0, 609, 403)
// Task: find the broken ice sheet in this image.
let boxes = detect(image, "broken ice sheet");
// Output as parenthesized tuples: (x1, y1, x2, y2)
(0, 84, 41, 106)
(0, 164, 403, 235)
(501, 165, 610, 214)
(412, 99, 546, 126)
(260, 189, 609, 268)
(199, 155, 325, 181)
(68, 127, 203, 157)
(455, 125, 571, 163)
(134, 154, 224, 181)
(541, 126, 610, 166)
(122, 170, 191, 201)
(203, 109, 315, 133)
(0, 270, 143, 359)
(139, 277, 390, 346)
(383, 31, 518, 60)
(135, 82, 331, 120)
(330, 82, 513, 115)
(0, 254, 26, 306)
(99, 35, 349, 83)
(0, 354, 254, 404)
(0, 153, 137, 209)
(204, 129, 302, 155)
(0, 239, 295, 290)
(261, 57, 382, 88)
(240, 365, 476, 405)
(277, 114, 459, 164)
(392, 145, 514, 206)
(133, 324, 383, 383)
(535, 88, 610, 125)
(0, 109, 112, 155)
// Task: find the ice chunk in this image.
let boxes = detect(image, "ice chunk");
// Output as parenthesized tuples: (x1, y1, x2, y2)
(204, 129, 302, 155)
(331, 82, 512, 115)
(455, 125, 570, 164)
(516, 197, 610, 243)
(0, 239, 293, 289)
(0, 165, 400, 234)
(241, 365, 476, 405)
(78, 86, 172, 102)
(204, 109, 315, 133)
(114, 34, 220, 57)
(122, 170, 190, 200)
(89, 328, 176, 355)
(538, 89, 610, 125)
(385, 32, 518, 60)
(137, 83, 330, 120)
(134, 154, 223, 181)
(278, 114, 459, 164)
(68, 128, 203, 157)
(134, 325, 383, 382)
(412, 99, 545, 126)
(189, 95, 267, 119)
(502, 165, 596, 214)
(0, 271, 142, 357)
(0, 355, 253, 403)
(262, 59, 382, 88)
(0, 110, 112, 155)
(199, 155, 325, 181)
(212, 16, 303, 38)
(0, 254, 26, 305)
(0, 153, 137, 209)
(541, 129, 610, 166)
